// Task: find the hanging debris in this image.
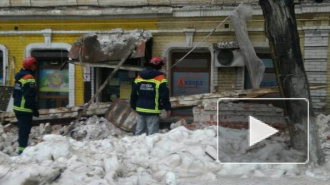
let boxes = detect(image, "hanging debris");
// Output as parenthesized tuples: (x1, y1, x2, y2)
(230, 4, 265, 89)
(105, 99, 137, 132)
(68, 29, 151, 65)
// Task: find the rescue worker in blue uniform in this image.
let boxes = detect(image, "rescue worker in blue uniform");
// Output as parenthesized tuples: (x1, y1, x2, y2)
(130, 57, 171, 135)
(13, 57, 39, 155)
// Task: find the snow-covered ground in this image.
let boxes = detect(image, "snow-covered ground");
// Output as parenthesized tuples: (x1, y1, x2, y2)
(0, 115, 330, 185)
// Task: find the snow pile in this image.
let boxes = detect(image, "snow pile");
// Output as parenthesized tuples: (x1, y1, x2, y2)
(0, 115, 330, 184)
(70, 116, 131, 141)
(0, 124, 17, 155)
(0, 116, 131, 156)
(217, 127, 305, 163)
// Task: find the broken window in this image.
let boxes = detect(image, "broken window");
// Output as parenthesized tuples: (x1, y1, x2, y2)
(95, 68, 137, 102)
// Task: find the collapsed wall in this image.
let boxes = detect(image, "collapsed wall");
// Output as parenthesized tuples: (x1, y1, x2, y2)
(192, 102, 286, 130)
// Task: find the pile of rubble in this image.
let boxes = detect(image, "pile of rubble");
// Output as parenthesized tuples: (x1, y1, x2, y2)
(316, 114, 330, 155)
(0, 116, 130, 156)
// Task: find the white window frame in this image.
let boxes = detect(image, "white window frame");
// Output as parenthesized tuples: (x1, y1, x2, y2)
(0, 44, 8, 85)
(163, 42, 215, 93)
(25, 43, 75, 106)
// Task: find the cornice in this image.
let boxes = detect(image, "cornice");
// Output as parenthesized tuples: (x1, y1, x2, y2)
(0, 3, 329, 19)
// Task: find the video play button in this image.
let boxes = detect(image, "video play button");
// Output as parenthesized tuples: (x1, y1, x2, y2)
(249, 116, 279, 147)
(218, 98, 309, 164)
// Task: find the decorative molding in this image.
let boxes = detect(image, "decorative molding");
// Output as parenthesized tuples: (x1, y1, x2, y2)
(183, 29, 195, 47)
(42, 29, 52, 47)
(0, 0, 10, 7)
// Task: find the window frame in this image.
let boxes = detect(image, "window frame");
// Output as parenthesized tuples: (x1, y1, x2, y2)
(0, 44, 8, 85)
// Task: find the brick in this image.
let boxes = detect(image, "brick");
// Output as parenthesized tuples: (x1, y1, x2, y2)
(184, 124, 197, 130)
(195, 102, 286, 129)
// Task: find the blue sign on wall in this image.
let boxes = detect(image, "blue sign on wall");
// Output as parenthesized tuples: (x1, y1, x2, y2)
(173, 72, 209, 96)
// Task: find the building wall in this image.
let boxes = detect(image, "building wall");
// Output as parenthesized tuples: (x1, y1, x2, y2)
(193, 102, 286, 130)
(0, 3, 330, 113)
(5, 0, 326, 7)
(0, 34, 44, 84)
(304, 30, 329, 112)
(0, 18, 159, 106)
(1, 0, 262, 7)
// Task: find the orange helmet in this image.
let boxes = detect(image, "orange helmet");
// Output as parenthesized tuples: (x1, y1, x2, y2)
(23, 57, 37, 70)
(149, 57, 164, 70)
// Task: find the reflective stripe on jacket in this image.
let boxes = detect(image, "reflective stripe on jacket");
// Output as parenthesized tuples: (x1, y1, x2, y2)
(131, 73, 171, 115)
(13, 72, 37, 113)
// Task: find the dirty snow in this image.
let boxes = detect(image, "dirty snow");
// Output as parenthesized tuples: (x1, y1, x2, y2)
(0, 115, 330, 185)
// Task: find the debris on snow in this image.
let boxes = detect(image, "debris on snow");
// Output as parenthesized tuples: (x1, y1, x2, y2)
(0, 114, 330, 184)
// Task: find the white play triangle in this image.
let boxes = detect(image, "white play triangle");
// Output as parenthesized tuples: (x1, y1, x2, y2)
(249, 116, 279, 147)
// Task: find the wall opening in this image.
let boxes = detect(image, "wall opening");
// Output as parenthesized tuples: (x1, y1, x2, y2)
(94, 65, 139, 103)
(171, 51, 211, 116)
(31, 50, 69, 109)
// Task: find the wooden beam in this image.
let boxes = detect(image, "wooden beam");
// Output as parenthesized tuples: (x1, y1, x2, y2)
(63, 45, 137, 136)
(68, 60, 143, 71)
(1, 86, 325, 126)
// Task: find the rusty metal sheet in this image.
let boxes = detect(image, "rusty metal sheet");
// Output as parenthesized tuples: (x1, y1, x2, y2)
(105, 99, 137, 132)
(132, 41, 146, 58)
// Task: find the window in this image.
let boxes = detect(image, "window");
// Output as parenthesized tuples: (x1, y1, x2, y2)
(171, 52, 211, 116)
(244, 53, 278, 89)
(244, 53, 282, 107)
(171, 52, 211, 96)
(32, 50, 69, 109)
(96, 68, 137, 102)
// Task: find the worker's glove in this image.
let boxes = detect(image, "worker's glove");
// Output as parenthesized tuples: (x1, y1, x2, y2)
(33, 109, 39, 117)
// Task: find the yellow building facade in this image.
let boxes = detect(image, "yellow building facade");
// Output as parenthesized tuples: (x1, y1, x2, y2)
(0, 1, 329, 113)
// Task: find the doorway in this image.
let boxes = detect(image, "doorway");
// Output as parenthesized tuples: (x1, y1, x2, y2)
(31, 50, 69, 109)
(171, 52, 211, 115)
